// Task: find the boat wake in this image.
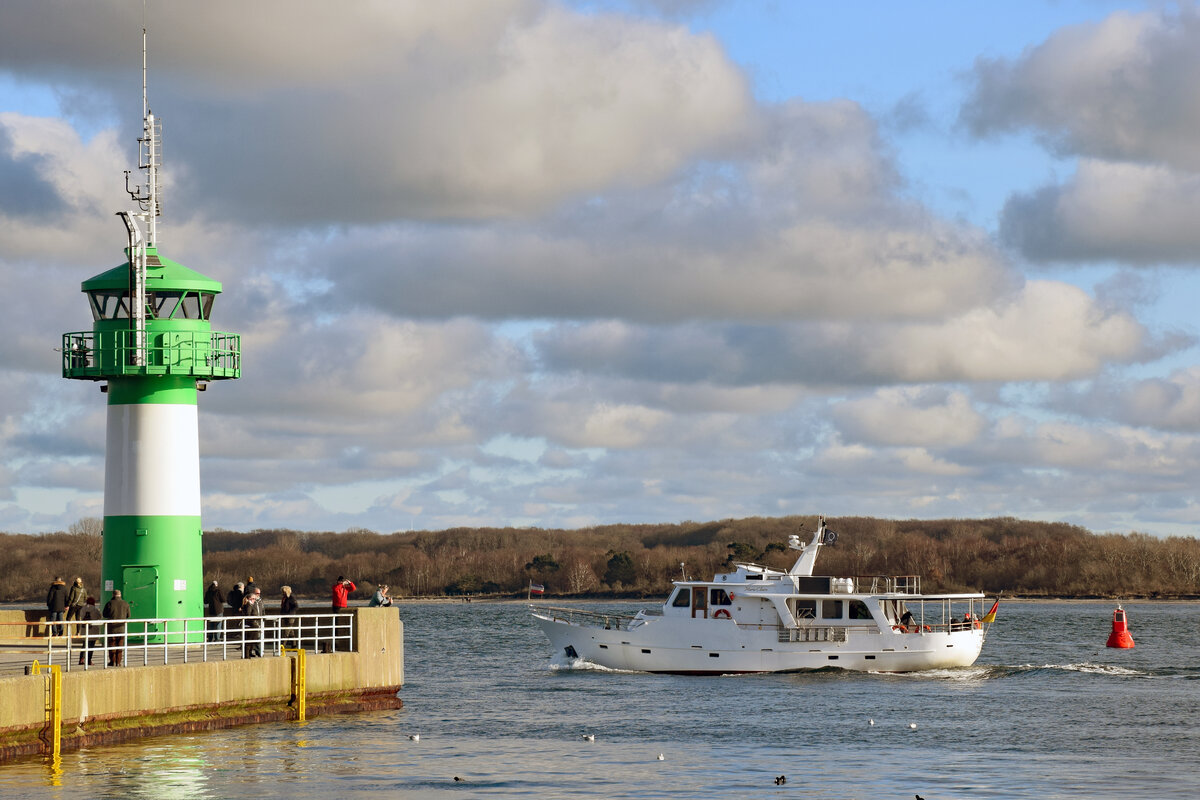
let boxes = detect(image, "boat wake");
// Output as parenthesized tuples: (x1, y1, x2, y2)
(548, 656, 635, 674)
(991, 662, 1146, 678)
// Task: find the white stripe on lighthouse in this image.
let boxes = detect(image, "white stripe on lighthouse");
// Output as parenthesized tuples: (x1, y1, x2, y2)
(104, 403, 201, 516)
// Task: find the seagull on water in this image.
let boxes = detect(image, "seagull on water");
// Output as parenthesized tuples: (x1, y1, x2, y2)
(908, 723, 917, 729)
(409, 734, 420, 742)
(657, 753, 665, 761)
(775, 775, 787, 785)
(582, 734, 595, 742)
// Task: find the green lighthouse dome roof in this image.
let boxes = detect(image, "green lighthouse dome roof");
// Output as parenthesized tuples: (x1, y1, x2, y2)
(82, 247, 224, 293)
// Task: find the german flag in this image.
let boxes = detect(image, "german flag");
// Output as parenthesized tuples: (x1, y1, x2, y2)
(981, 598, 999, 624)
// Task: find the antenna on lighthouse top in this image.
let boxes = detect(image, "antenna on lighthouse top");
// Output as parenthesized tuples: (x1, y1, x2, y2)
(119, 23, 161, 368)
(124, 25, 162, 248)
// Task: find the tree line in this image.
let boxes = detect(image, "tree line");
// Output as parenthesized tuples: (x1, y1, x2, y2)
(2, 515, 1198, 603)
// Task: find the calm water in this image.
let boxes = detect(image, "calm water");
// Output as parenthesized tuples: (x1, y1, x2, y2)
(2, 601, 1198, 799)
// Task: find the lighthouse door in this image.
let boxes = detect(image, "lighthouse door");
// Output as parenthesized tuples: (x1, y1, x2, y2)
(123, 565, 159, 619)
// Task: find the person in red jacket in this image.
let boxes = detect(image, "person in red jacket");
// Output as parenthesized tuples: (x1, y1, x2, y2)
(331, 576, 356, 611)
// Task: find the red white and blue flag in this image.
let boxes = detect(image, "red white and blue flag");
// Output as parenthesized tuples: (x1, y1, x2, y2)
(529, 582, 545, 595)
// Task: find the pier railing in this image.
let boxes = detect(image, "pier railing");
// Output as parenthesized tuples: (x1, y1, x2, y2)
(2, 613, 354, 673)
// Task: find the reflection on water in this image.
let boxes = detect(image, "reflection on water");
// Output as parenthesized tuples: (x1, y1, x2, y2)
(4, 601, 1200, 799)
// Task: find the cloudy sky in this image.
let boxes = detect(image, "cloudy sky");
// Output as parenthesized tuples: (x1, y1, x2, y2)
(3, 0, 1200, 536)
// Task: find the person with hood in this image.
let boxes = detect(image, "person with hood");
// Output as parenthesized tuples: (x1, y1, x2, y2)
(46, 577, 68, 636)
(78, 596, 102, 666)
(66, 577, 87, 623)
(102, 589, 131, 666)
(204, 580, 224, 641)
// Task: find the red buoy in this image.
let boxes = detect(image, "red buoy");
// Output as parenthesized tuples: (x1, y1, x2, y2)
(1106, 605, 1134, 649)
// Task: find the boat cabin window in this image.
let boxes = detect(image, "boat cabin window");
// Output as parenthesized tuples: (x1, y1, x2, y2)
(848, 600, 873, 620)
(745, 574, 763, 580)
(791, 599, 816, 620)
(821, 600, 844, 620)
(671, 588, 691, 608)
(710, 588, 732, 606)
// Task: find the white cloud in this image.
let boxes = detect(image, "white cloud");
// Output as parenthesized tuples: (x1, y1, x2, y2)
(832, 387, 985, 448)
(962, 10, 1200, 170)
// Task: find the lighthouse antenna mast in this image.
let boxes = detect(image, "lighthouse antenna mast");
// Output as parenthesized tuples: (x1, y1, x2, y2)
(120, 26, 161, 368)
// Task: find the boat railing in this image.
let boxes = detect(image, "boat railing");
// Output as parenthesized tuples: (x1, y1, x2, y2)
(530, 605, 640, 631)
(860, 575, 921, 594)
(778, 626, 849, 643)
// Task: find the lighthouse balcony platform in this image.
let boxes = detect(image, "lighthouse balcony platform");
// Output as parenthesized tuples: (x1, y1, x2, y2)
(62, 330, 240, 381)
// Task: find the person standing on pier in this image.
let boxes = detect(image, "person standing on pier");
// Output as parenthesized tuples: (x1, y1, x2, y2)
(280, 585, 300, 648)
(46, 577, 68, 636)
(78, 597, 102, 666)
(103, 589, 131, 666)
(204, 580, 224, 641)
(242, 587, 265, 658)
(66, 577, 86, 623)
(332, 576, 356, 612)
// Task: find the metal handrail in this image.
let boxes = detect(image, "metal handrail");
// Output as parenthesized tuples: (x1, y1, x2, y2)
(530, 605, 640, 631)
(2, 613, 354, 674)
(62, 329, 241, 380)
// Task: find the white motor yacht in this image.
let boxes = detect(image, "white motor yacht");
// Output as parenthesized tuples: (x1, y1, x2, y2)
(532, 517, 996, 674)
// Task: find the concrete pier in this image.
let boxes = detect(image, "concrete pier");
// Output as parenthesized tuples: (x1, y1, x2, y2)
(0, 607, 403, 762)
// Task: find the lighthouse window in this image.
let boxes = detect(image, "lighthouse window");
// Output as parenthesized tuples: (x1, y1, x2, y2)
(201, 293, 215, 319)
(148, 291, 182, 319)
(88, 290, 131, 320)
(179, 293, 203, 319)
(671, 588, 691, 608)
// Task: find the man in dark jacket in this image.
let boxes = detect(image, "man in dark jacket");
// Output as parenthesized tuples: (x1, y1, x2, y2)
(204, 580, 224, 641)
(102, 590, 131, 666)
(46, 577, 68, 636)
(78, 597, 102, 666)
(226, 582, 244, 614)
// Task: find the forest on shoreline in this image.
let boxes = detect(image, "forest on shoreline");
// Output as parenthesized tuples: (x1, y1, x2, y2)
(3, 515, 1198, 603)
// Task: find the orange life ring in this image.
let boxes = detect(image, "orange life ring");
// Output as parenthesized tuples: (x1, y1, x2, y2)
(713, 609, 732, 620)
(923, 625, 932, 632)
(892, 624, 908, 633)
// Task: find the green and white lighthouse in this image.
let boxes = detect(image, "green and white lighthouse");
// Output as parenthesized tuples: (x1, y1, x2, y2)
(61, 31, 239, 625)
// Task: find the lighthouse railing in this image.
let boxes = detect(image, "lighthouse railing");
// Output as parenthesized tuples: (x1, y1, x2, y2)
(7, 612, 354, 673)
(62, 330, 241, 380)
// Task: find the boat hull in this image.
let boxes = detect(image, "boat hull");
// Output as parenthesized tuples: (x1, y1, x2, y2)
(533, 613, 984, 674)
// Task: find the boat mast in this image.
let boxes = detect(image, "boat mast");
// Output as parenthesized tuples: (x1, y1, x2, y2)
(787, 516, 836, 577)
